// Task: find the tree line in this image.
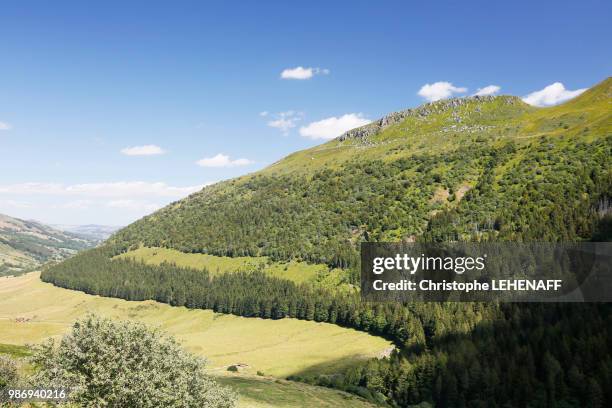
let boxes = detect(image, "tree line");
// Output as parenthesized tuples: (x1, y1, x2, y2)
(42, 247, 496, 353)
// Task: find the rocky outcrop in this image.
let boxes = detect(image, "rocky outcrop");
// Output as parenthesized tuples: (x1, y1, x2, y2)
(337, 95, 522, 142)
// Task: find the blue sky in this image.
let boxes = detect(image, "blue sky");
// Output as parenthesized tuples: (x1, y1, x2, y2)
(0, 0, 610, 225)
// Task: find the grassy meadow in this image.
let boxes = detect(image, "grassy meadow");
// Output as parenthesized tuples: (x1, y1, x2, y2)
(216, 374, 376, 408)
(115, 246, 353, 288)
(0, 346, 377, 408)
(0, 272, 390, 378)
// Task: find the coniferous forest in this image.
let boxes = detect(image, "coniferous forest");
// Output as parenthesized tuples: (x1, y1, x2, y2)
(42, 80, 612, 407)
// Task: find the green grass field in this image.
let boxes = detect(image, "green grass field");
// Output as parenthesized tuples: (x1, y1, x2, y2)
(216, 374, 376, 408)
(115, 247, 329, 284)
(0, 343, 30, 358)
(0, 272, 390, 379)
(0, 272, 389, 406)
(115, 246, 355, 290)
(0, 345, 377, 408)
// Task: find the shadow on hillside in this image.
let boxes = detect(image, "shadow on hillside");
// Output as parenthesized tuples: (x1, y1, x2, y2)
(283, 353, 382, 378)
(288, 302, 612, 406)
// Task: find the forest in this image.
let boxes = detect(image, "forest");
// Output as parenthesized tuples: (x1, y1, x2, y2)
(42, 247, 612, 406)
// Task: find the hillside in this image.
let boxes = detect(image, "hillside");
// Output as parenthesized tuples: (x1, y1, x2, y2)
(0, 214, 98, 276)
(105, 78, 611, 265)
(42, 77, 612, 407)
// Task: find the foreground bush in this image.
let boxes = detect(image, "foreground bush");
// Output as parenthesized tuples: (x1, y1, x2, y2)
(30, 315, 236, 408)
(0, 355, 19, 389)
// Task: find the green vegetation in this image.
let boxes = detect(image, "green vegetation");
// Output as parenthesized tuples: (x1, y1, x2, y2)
(0, 355, 19, 390)
(0, 344, 32, 388)
(100, 81, 611, 269)
(0, 273, 390, 378)
(41, 78, 612, 407)
(116, 247, 333, 285)
(43, 247, 501, 366)
(30, 315, 236, 407)
(0, 274, 387, 407)
(300, 303, 612, 407)
(0, 344, 30, 359)
(217, 374, 376, 408)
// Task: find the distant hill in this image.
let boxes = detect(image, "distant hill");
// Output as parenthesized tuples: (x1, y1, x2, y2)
(51, 224, 121, 241)
(0, 214, 99, 276)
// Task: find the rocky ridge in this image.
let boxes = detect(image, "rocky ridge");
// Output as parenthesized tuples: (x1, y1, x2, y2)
(337, 95, 521, 142)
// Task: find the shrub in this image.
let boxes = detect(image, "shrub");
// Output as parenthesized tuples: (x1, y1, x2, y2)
(0, 355, 19, 388)
(30, 315, 236, 408)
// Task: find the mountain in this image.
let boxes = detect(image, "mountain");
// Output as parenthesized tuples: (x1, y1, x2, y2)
(51, 224, 121, 241)
(0, 214, 99, 276)
(104, 78, 611, 265)
(45, 77, 611, 298)
(42, 78, 612, 407)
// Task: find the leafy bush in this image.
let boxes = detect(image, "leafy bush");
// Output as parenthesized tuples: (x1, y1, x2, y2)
(0, 355, 19, 388)
(30, 315, 237, 408)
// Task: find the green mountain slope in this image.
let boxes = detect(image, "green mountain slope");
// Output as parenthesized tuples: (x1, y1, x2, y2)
(106, 78, 611, 267)
(42, 78, 612, 407)
(0, 213, 98, 276)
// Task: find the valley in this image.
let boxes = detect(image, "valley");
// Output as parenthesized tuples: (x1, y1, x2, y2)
(0, 272, 390, 377)
(1, 3, 608, 406)
(4, 78, 610, 407)
(0, 214, 100, 276)
(51, 224, 121, 241)
(0, 272, 390, 406)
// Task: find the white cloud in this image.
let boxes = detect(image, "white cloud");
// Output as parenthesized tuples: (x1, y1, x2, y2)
(268, 118, 294, 133)
(418, 82, 467, 102)
(0, 181, 207, 198)
(299, 113, 371, 140)
(196, 153, 253, 168)
(259, 111, 269, 117)
(522, 82, 587, 107)
(473, 85, 501, 96)
(0, 121, 11, 130)
(266, 111, 303, 135)
(280, 66, 329, 80)
(120, 145, 165, 156)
